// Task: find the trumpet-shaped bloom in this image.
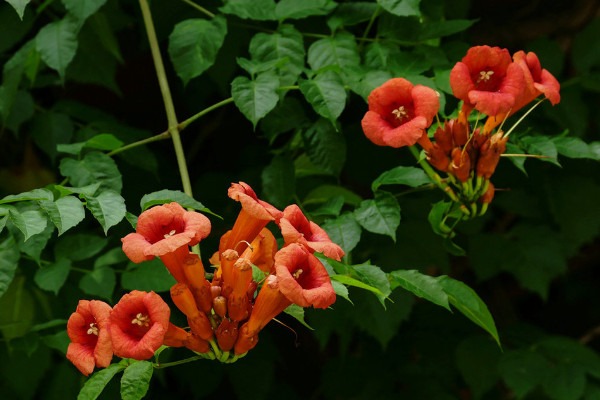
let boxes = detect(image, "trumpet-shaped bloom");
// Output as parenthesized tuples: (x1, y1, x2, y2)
(109, 291, 170, 360)
(278, 205, 344, 261)
(274, 244, 336, 309)
(361, 78, 439, 148)
(121, 203, 211, 282)
(66, 300, 113, 376)
(450, 46, 524, 116)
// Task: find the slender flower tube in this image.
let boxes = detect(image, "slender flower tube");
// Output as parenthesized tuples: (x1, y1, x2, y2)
(181, 253, 213, 314)
(109, 291, 170, 360)
(66, 300, 113, 376)
(216, 319, 239, 352)
(361, 78, 440, 148)
(163, 323, 189, 347)
(170, 283, 214, 341)
(449, 148, 471, 183)
(278, 205, 345, 261)
(121, 203, 211, 283)
(476, 132, 508, 178)
(228, 257, 253, 321)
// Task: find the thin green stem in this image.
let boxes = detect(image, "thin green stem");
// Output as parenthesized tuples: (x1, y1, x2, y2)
(358, 5, 381, 52)
(107, 132, 170, 156)
(180, 0, 215, 18)
(503, 99, 545, 139)
(139, 0, 193, 197)
(209, 340, 222, 359)
(278, 85, 300, 91)
(179, 98, 234, 130)
(408, 146, 458, 202)
(154, 355, 203, 369)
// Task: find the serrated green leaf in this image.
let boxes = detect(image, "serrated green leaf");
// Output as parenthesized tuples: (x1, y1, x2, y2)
(39, 196, 85, 235)
(352, 264, 391, 306)
(94, 248, 128, 269)
(54, 233, 107, 261)
(354, 191, 400, 241)
(120, 361, 153, 400)
(303, 185, 362, 207)
(59, 151, 122, 192)
(79, 266, 115, 301)
(330, 274, 385, 297)
(311, 195, 344, 217)
(249, 24, 305, 87)
(140, 189, 207, 212)
(9, 209, 47, 241)
(5, 0, 31, 19)
(371, 165, 432, 191)
(275, 0, 337, 21)
(168, 16, 227, 85)
(283, 304, 313, 330)
(543, 363, 586, 400)
(315, 253, 349, 275)
(301, 118, 346, 176)
(231, 72, 280, 128)
(219, 0, 277, 20)
(125, 212, 138, 230)
(35, 17, 79, 80)
(552, 136, 598, 160)
(121, 259, 177, 293)
(0, 40, 36, 123)
(521, 136, 560, 166)
(0, 235, 20, 298)
(61, 0, 107, 21)
(437, 275, 500, 346)
(299, 71, 347, 123)
(377, 0, 420, 17)
(419, 19, 476, 40)
(77, 363, 125, 400)
(498, 349, 551, 399)
(307, 32, 360, 72)
(85, 133, 124, 150)
(236, 57, 287, 77)
(505, 142, 528, 175)
(389, 269, 450, 310)
(12, 222, 53, 265)
(327, 2, 378, 32)
(30, 112, 74, 162)
(251, 264, 267, 284)
(34, 258, 71, 295)
(0, 188, 53, 204)
(330, 279, 351, 303)
(85, 191, 126, 234)
(261, 153, 295, 208)
(0, 275, 34, 339)
(321, 212, 361, 255)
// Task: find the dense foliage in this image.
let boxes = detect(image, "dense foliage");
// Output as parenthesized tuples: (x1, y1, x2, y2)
(1, 0, 599, 399)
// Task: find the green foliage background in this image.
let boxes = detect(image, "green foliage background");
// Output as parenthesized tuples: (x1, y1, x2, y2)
(1, 0, 600, 399)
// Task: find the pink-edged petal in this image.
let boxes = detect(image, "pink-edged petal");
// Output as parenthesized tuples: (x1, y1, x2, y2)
(122, 233, 154, 263)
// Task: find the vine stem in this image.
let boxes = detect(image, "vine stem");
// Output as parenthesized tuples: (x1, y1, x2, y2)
(154, 355, 203, 369)
(407, 145, 459, 202)
(181, 0, 215, 18)
(139, 0, 193, 197)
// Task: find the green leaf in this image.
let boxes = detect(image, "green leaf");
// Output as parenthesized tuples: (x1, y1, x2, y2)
(552, 136, 598, 160)
(389, 269, 450, 310)
(299, 71, 347, 123)
(59, 151, 122, 192)
(330, 274, 385, 297)
(12, 223, 53, 264)
(456, 336, 502, 400)
(79, 266, 115, 301)
(219, 0, 277, 20)
(437, 275, 500, 346)
(283, 304, 313, 330)
(54, 233, 107, 261)
(33, 258, 71, 295)
(5, 0, 31, 19)
(231, 72, 280, 128)
(94, 247, 128, 269)
(301, 118, 346, 176)
(543, 363, 586, 400)
(61, 0, 107, 21)
(121, 259, 177, 293)
(419, 19, 477, 40)
(0, 275, 34, 339)
(85, 191, 126, 234)
(352, 264, 391, 306)
(249, 24, 305, 88)
(85, 133, 124, 151)
(427, 200, 454, 237)
(140, 189, 208, 212)
(377, 0, 421, 17)
(77, 363, 126, 400)
(120, 361, 153, 400)
(251, 264, 267, 284)
(371, 165, 432, 191)
(168, 16, 227, 85)
(0, 235, 20, 298)
(30, 112, 74, 162)
(261, 153, 296, 208)
(521, 136, 560, 166)
(498, 349, 551, 399)
(311, 195, 345, 217)
(0, 41, 37, 123)
(354, 191, 401, 241)
(538, 336, 600, 379)
(0, 188, 53, 204)
(275, 0, 337, 21)
(331, 279, 351, 303)
(236, 57, 287, 77)
(321, 212, 362, 255)
(303, 185, 362, 207)
(9, 209, 48, 241)
(307, 32, 360, 73)
(39, 196, 85, 235)
(327, 2, 378, 32)
(443, 237, 466, 256)
(505, 142, 528, 175)
(35, 17, 79, 81)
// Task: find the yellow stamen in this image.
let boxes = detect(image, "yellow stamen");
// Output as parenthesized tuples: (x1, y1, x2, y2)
(131, 313, 150, 327)
(87, 323, 99, 335)
(164, 229, 177, 239)
(392, 106, 408, 120)
(292, 269, 303, 280)
(477, 70, 494, 83)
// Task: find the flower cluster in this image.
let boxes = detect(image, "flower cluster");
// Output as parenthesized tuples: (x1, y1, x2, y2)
(361, 45, 560, 218)
(66, 183, 342, 374)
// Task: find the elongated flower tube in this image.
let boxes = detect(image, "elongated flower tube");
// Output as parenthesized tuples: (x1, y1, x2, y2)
(181, 253, 213, 314)
(274, 244, 336, 309)
(216, 319, 239, 352)
(278, 205, 345, 261)
(244, 228, 277, 273)
(121, 203, 211, 283)
(66, 300, 113, 376)
(163, 323, 189, 347)
(476, 132, 508, 178)
(109, 291, 170, 360)
(361, 78, 440, 148)
(450, 45, 525, 117)
(449, 148, 471, 183)
(224, 182, 283, 255)
(228, 257, 253, 321)
(170, 283, 214, 341)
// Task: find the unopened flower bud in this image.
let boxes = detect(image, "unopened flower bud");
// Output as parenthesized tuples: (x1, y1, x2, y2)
(213, 296, 227, 318)
(449, 148, 471, 182)
(216, 319, 239, 352)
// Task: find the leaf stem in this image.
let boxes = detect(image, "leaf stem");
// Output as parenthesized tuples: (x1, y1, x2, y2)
(179, 97, 234, 130)
(358, 5, 381, 52)
(139, 0, 193, 197)
(154, 355, 203, 369)
(407, 146, 459, 202)
(180, 0, 215, 18)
